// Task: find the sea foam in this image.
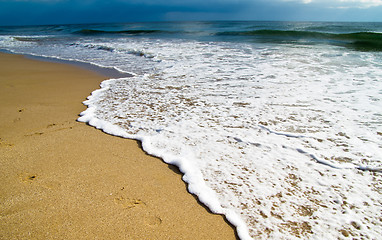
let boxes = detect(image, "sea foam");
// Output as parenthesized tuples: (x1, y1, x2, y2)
(75, 39, 382, 239)
(77, 77, 253, 239)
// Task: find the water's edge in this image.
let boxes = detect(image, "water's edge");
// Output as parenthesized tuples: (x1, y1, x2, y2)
(1, 50, 245, 239)
(76, 77, 251, 239)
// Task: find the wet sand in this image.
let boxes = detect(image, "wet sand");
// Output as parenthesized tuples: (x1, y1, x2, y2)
(0, 52, 237, 239)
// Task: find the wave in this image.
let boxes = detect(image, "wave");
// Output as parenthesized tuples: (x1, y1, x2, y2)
(73, 43, 155, 58)
(12, 36, 59, 43)
(13, 37, 42, 42)
(74, 29, 165, 35)
(217, 30, 382, 51)
(12, 26, 382, 51)
(337, 32, 382, 51)
(78, 43, 115, 52)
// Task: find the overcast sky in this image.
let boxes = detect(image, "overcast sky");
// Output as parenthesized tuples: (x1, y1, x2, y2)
(0, 0, 381, 26)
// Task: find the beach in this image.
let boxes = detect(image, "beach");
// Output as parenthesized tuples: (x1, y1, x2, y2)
(1, 21, 381, 239)
(0, 52, 237, 239)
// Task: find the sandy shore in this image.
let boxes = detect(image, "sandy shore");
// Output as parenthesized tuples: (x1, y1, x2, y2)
(0, 53, 237, 239)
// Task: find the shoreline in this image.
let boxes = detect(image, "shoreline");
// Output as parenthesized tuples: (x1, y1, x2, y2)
(0, 52, 237, 239)
(0, 49, 132, 79)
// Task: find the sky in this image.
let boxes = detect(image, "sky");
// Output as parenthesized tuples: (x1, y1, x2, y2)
(0, 0, 381, 26)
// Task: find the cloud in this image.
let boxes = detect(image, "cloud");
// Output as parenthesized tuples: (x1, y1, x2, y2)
(3, 0, 381, 8)
(338, 0, 382, 8)
(0, 0, 381, 25)
(283, 0, 382, 8)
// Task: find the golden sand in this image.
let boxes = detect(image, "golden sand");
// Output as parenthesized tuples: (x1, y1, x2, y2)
(0, 53, 236, 239)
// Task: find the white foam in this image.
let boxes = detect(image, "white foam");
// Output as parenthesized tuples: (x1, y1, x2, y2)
(78, 76, 253, 239)
(76, 41, 381, 239)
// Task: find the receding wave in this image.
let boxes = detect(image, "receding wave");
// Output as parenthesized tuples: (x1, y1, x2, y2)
(13, 37, 46, 42)
(75, 29, 164, 35)
(217, 30, 382, 51)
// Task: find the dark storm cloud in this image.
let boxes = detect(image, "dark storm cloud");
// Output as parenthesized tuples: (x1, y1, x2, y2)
(0, 0, 381, 26)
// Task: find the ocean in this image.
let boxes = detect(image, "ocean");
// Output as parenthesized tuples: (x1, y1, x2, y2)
(1, 21, 381, 239)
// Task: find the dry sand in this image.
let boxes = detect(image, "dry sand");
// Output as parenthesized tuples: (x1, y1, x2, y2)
(0, 52, 237, 239)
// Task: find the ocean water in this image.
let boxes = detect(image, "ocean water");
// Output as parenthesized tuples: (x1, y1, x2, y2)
(1, 21, 381, 239)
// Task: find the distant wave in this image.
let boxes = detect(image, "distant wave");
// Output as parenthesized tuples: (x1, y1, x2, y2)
(13, 37, 40, 42)
(217, 30, 382, 51)
(13, 37, 52, 42)
(74, 29, 165, 35)
(12, 27, 382, 51)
